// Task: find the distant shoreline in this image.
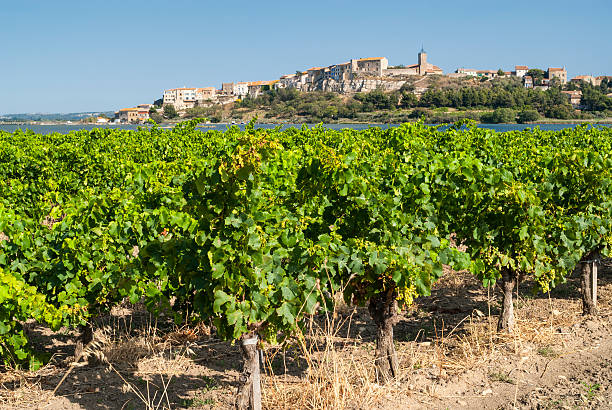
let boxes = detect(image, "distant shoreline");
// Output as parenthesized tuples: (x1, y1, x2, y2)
(3, 117, 612, 127)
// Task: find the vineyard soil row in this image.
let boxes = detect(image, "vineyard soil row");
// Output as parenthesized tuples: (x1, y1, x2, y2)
(1, 266, 611, 409)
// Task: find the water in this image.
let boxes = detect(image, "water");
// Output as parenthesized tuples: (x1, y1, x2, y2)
(0, 122, 609, 135)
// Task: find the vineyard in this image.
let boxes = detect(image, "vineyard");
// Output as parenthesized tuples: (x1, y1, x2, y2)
(1, 120, 611, 409)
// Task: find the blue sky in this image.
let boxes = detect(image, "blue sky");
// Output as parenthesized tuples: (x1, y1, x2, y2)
(1, 0, 610, 114)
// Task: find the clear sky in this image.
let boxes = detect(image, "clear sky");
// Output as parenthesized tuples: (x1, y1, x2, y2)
(1, 0, 610, 114)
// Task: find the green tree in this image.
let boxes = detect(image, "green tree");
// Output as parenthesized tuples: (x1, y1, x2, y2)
(150, 112, 164, 124)
(517, 109, 540, 123)
(399, 92, 417, 109)
(480, 108, 516, 123)
(163, 104, 178, 119)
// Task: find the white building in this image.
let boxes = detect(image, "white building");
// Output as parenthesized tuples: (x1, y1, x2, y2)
(456, 68, 478, 76)
(234, 82, 249, 97)
(163, 88, 197, 110)
(514, 65, 528, 78)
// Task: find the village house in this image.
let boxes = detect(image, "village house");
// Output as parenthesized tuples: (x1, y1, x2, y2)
(570, 75, 596, 85)
(163, 88, 198, 110)
(523, 76, 534, 88)
(221, 83, 234, 95)
(547, 67, 567, 84)
(234, 82, 249, 97)
(305, 67, 325, 84)
(196, 87, 216, 101)
(562, 90, 582, 108)
(330, 62, 352, 81)
(454, 68, 504, 79)
(594, 76, 612, 86)
(276, 73, 309, 90)
(477, 70, 499, 79)
(353, 57, 389, 76)
(163, 87, 222, 110)
(276, 74, 296, 89)
(115, 105, 150, 124)
(455, 68, 478, 77)
(514, 66, 529, 77)
(535, 78, 550, 91)
(246, 80, 277, 97)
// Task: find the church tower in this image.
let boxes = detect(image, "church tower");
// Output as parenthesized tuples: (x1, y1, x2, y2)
(418, 46, 427, 75)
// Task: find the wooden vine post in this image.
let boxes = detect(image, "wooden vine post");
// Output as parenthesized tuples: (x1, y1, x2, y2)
(235, 334, 262, 410)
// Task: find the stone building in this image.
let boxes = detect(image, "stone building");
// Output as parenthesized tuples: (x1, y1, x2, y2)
(196, 87, 217, 101)
(221, 83, 235, 95)
(562, 90, 582, 107)
(234, 82, 249, 97)
(384, 49, 443, 76)
(570, 75, 596, 85)
(116, 107, 150, 124)
(352, 57, 389, 76)
(330, 62, 352, 81)
(163, 88, 197, 110)
(547, 67, 567, 84)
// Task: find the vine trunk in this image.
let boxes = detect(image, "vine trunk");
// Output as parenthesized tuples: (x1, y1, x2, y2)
(581, 250, 599, 316)
(497, 268, 517, 332)
(368, 288, 399, 382)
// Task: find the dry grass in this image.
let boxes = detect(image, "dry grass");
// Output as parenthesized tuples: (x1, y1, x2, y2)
(259, 269, 589, 409)
(1, 267, 608, 409)
(262, 307, 387, 409)
(0, 365, 53, 409)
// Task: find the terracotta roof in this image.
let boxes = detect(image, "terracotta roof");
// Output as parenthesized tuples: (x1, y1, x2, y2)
(307, 67, 324, 71)
(571, 76, 592, 80)
(515, 65, 528, 70)
(596, 76, 612, 80)
(119, 108, 139, 112)
(247, 80, 276, 86)
(548, 68, 565, 72)
(358, 57, 385, 61)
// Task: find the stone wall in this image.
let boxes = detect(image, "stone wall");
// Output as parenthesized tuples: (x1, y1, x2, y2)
(383, 68, 419, 77)
(304, 77, 408, 94)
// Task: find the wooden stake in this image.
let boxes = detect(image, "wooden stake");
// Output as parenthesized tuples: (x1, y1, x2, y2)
(244, 336, 261, 410)
(592, 261, 598, 308)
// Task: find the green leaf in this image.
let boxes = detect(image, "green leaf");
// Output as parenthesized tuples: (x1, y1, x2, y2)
(277, 302, 295, 325)
(213, 290, 232, 313)
(248, 233, 261, 250)
(211, 263, 226, 280)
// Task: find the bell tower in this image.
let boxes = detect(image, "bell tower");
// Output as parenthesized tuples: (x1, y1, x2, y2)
(418, 46, 427, 74)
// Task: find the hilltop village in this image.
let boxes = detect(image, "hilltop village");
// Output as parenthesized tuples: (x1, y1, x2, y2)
(113, 49, 612, 124)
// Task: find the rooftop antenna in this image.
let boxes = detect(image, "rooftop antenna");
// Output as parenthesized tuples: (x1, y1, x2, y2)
(420, 44, 425, 53)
